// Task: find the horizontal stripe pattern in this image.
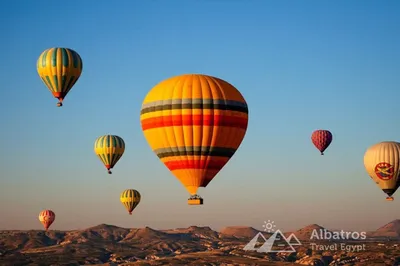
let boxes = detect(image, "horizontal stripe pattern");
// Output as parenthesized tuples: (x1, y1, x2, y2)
(141, 98, 248, 115)
(141, 114, 248, 131)
(140, 74, 249, 195)
(37, 47, 82, 100)
(94, 135, 125, 169)
(165, 159, 228, 171)
(154, 146, 237, 159)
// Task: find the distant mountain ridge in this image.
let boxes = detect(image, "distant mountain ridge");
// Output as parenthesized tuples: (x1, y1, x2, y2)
(1, 219, 399, 246)
(284, 224, 330, 240)
(220, 226, 267, 239)
(367, 219, 400, 238)
(0, 220, 399, 265)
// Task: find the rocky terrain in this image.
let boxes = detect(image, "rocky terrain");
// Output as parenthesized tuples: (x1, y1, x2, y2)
(0, 220, 400, 265)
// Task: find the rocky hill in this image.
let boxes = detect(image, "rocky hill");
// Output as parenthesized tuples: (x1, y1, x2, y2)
(0, 221, 399, 265)
(285, 224, 329, 241)
(219, 226, 265, 239)
(368, 219, 400, 238)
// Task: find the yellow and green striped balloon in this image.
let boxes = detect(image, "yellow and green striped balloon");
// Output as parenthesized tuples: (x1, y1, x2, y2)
(37, 47, 83, 107)
(120, 189, 141, 215)
(94, 135, 125, 174)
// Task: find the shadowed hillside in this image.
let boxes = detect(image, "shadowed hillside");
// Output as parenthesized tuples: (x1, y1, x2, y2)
(0, 221, 399, 265)
(368, 219, 400, 238)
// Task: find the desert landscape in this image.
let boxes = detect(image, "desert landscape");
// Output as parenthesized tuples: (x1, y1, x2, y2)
(1, 220, 400, 265)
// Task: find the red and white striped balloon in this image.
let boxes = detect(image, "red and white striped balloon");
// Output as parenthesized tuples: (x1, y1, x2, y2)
(38, 210, 55, 231)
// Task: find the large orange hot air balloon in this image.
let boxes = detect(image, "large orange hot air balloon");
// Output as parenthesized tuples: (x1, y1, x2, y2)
(140, 74, 249, 205)
(38, 210, 55, 231)
(311, 130, 332, 155)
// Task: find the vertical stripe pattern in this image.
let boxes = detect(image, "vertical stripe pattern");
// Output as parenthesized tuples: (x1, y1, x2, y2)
(38, 210, 55, 230)
(140, 74, 249, 195)
(120, 189, 141, 214)
(37, 47, 83, 102)
(94, 135, 125, 171)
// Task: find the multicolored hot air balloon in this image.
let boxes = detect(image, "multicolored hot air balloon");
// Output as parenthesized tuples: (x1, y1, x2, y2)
(37, 47, 83, 107)
(94, 135, 125, 174)
(364, 141, 400, 201)
(311, 130, 333, 155)
(38, 210, 55, 231)
(140, 74, 249, 205)
(120, 189, 141, 215)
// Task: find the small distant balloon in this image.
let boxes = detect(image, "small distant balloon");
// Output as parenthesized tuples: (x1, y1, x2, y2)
(120, 189, 141, 215)
(37, 47, 83, 107)
(94, 135, 125, 174)
(311, 130, 332, 155)
(364, 141, 400, 201)
(38, 210, 55, 231)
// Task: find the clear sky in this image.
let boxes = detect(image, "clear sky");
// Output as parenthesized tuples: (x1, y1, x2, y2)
(1, 0, 400, 233)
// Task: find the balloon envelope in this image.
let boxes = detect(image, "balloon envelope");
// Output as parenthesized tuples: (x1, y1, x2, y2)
(94, 135, 125, 174)
(140, 74, 249, 200)
(37, 47, 83, 107)
(120, 189, 141, 215)
(364, 141, 400, 201)
(311, 130, 332, 155)
(38, 210, 55, 230)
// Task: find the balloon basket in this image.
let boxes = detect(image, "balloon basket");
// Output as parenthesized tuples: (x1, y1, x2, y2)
(386, 196, 394, 201)
(188, 195, 203, 205)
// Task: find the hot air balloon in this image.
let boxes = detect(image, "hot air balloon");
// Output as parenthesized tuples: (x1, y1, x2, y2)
(364, 141, 400, 201)
(37, 47, 83, 107)
(140, 74, 249, 205)
(94, 135, 125, 174)
(120, 189, 141, 215)
(311, 130, 332, 155)
(38, 210, 55, 231)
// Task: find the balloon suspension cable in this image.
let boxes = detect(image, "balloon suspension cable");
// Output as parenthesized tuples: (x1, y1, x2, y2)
(189, 194, 202, 200)
(56, 97, 64, 107)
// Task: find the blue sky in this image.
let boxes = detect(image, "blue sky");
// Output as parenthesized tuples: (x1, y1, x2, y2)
(1, 0, 400, 232)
